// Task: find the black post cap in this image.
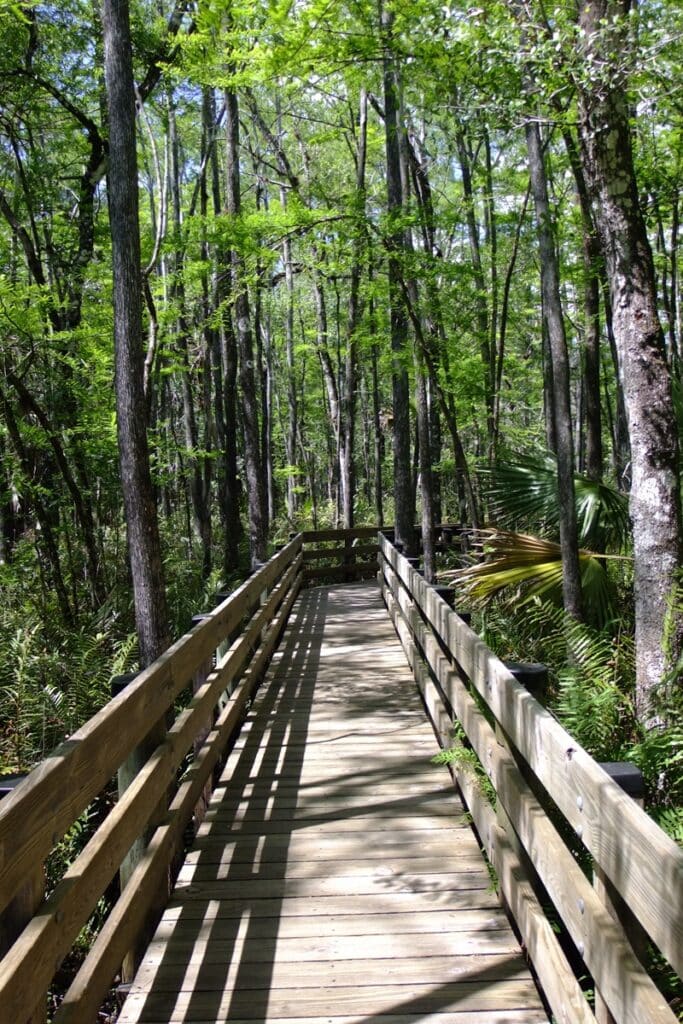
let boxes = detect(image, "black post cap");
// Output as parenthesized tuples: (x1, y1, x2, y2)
(433, 585, 456, 608)
(598, 761, 645, 799)
(505, 661, 548, 696)
(111, 672, 138, 698)
(0, 773, 28, 799)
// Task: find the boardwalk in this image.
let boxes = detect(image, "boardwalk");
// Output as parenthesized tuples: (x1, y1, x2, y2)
(118, 582, 548, 1024)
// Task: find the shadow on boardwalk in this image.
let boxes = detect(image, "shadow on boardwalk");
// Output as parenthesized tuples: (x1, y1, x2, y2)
(119, 584, 548, 1024)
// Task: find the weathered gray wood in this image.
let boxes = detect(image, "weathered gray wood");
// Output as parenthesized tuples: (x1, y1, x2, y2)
(0, 537, 303, 921)
(380, 568, 595, 1024)
(380, 535, 683, 978)
(116, 582, 547, 1024)
(119, 980, 544, 1021)
(51, 564, 302, 1024)
(117, 1015, 544, 1024)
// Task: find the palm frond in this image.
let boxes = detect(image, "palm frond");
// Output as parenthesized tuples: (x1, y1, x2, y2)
(448, 528, 620, 627)
(482, 453, 630, 551)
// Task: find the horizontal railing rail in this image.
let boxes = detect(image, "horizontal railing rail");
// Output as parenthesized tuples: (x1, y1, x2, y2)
(299, 523, 464, 584)
(0, 536, 303, 1024)
(379, 533, 682, 1024)
(299, 526, 381, 583)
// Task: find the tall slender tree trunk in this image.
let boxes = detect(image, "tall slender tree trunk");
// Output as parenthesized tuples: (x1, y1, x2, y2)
(340, 89, 368, 530)
(369, 285, 385, 527)
(225, 87, 267, 563)
(168, 94, 212, 577)
(524, 117, 583, 620)
(560, 126, 604, 482)
(202, 87, 240, 575)
(416, 352, 435, 581)
(577, 0, 682, 721)
(454, 118, 495, 454)
(381, 3, 414, 553)
(102, 0, 168, 667)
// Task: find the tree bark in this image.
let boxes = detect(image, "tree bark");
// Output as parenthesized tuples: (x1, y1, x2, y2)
(560, 126, 604, 482)
(454, 117, 495, 453)
(381, 3, 414, 553)
(168, 93, 212, 578)
(577, 0, 682, 720)
(102, 0, 169, 667)
(224, 87, 267, 563)
(524, 117, 583, 620)
(340, 88, 368, 529)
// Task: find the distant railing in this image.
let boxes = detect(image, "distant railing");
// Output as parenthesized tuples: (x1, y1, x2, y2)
(0, 537, 303, 1023)
(299, 523, 464, 585)
(378, 533, 682, 1024)
(300, 526, 381, 583)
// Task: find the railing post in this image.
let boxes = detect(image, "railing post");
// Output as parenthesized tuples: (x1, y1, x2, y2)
(214, 590, 234, 666)
(190, 614, 215, 829)
(0, 775, 45, 1024)
(433, 585, 455, 607)
(504, 662, 549, 704)
(593, 761, 647, 1024)
(252, 561, 268, 642)
(111, 672, 169, 983)
(342, 533, 355, 581)
(493, 662, 549, 919)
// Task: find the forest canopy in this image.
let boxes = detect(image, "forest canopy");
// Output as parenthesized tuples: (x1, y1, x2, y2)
(0, 0, 681, 793)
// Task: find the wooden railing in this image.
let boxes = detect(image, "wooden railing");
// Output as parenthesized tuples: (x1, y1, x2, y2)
(378, 533, 682, 1024)
(300, 526, 381, 583)
(299, 522, 464, 584)
(0, 536, 303, 1024)
(4, 525, 678, 1024)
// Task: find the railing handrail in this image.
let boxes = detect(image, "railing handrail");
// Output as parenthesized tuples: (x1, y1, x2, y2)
(378, 532, 682, 1024)
(0, 535, 304, 1022)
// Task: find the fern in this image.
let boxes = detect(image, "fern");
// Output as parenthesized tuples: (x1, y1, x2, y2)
(432, 725, 497, 806)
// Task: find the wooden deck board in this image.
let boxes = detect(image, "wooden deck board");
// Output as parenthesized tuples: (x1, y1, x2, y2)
(117, 582, 548, 1024)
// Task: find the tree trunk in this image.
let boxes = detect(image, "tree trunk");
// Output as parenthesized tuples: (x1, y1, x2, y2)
(416, 352, 435, 581)
(524, 117, 583, 620)
(369, 285, 385, 527)
(454, 118, 495, 453)
(224, 87, 267, 563)
(560, 126, 604, 482)
(577, 0, 682, 721)
(168, 94, 212, 578)
(102, 0, 169, 667)
(340, 89, 368, 530)
(381, 3, 414, 553)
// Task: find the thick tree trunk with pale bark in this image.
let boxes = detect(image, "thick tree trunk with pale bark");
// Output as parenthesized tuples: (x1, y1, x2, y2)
(577, 0, 682, 721)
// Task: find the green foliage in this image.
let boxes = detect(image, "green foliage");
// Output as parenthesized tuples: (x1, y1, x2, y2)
(482, 597, 683, 845)
(0, 585, 138, 772)
(482, 453, 631, 551)
(452, 528, 620, 628)
(432, 721, 497, 807)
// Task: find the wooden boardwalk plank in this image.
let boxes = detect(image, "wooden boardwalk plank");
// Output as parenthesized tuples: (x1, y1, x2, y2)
(117, 582, 548, 1024)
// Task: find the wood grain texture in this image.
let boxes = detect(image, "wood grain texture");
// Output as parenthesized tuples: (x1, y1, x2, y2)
(117, 582, 547, 1024)
(380, 542, 680, 1024)
(380, 537, 683, 977)
(0, 537, 303, 921)
(52, 563, 303, 1024)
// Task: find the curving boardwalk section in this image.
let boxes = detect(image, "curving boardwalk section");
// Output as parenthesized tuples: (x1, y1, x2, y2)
(118, 582, 548, 1024)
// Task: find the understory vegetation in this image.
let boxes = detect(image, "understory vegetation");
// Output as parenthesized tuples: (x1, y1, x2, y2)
(0, 0, 681, 1012)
